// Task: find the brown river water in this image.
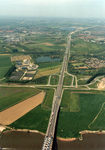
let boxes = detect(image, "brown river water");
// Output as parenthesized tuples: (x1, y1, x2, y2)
(0, 131, 105, 150)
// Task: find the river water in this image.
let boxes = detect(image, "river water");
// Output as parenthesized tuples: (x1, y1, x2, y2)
(0, 131, 105, 150)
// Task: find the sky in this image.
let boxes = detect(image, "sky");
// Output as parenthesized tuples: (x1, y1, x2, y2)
(0, 0, 105, 18)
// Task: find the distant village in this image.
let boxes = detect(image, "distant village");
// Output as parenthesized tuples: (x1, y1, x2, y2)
(77, 29, 105, 44)
(85, 57, 105, 69)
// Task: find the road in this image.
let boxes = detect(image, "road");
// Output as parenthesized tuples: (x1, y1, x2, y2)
(42, 33, 71, 150)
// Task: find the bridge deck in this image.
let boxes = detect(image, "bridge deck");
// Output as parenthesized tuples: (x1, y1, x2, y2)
(42, 33, 71, 150)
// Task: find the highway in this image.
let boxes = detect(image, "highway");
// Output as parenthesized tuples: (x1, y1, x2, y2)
(42, 33, 71, 150)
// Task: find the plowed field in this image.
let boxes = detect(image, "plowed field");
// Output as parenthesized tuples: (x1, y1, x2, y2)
(0, 92, 45, 125)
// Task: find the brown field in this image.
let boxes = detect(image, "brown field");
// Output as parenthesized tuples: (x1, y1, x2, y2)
(0, 54, 10, 56)
(11, 55, 31, 61)
(42, 43, 54, 46)
(34, 68, 60, 79)
(0, 92, 45, 125)
(30, 42, 54, 46)
(71, 92, 93, 94)
(61, 44, 66, 47)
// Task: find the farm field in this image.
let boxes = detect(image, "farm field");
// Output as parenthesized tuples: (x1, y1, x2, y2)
(0, 55, 12, 79)
(70, 93, 80, 112)
(38, 62, 61, 69)
(60, 89, 71, 112)
(34, 63, 61, 79)
(0, 87, 41, 112)
(57, 90, 105, 138)
(9, 88, 54, 132)
(71, 39, 105, 55)
(9, 104, 51, 134)
(89, 102, 105, 130)
(9, 89, 105, 138)
(42, 89, 54, 110)
(0, 92, 45, 125)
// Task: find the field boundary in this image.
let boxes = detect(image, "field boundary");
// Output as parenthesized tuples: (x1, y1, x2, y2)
(70, 93, 80, 112)
(88, 102, 105, 129)
(0, 92, 45, 125)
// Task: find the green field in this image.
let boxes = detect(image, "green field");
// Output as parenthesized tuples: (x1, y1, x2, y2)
(10, 90, 105, 138)
(70, 93, 80, 112)
(9, 89, 54, 132)
(71, 39, 105, 55)
(50, 75, 59, 85)
(9, 104, 51, 133)
(0, 55, 12, 79)
(72, 62, 85, 67)
(57, 91, 105, 138)
(38, 62, 61, 69)
(77, 79, 87, 85)
(8, 88, 105, 139)
(73, 76, 76, 86)
(0, 87, 41, 112)
(34, 62, 61, 79)
(63, 75, 72, 86)
(42, 89, 54, 110)
(60, 90, 71, 111)
(60, 90, 80, 112)
(89, 102, 105, 130)
(88, 81, 99, 88)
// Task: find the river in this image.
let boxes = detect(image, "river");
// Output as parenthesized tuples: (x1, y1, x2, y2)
(0, 131, 105, 150)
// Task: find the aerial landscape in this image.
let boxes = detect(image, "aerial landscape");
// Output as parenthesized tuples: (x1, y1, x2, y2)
(0, 0, 105, 150)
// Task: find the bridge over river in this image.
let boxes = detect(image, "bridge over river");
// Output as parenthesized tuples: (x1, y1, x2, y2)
(42, 32, 72, 150)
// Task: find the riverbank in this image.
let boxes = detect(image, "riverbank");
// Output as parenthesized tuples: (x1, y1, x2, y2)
(0, 130, 105, 150)
(1, 126, 105, 142)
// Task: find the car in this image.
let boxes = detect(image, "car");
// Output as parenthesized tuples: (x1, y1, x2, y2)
(51, 112, 54, 116)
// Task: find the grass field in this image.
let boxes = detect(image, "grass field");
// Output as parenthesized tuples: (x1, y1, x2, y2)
(77, 79, 87, 85)
(88, 81, 99, 88)
(71, 39, 105, 57)
(38, 62, 61, 69)
(57, 91, 105, 138)
(73, 76, 76, 86)
(8, 89, 105, 138)
(60, 90, 71, 112)
(9, 104, 51, 134)
(0, 55, 12, 79)
(42, 89, 54, 110)
(50, 75, 59, 85)
(72, 62, 85, 67)
(34, 65, 61, 79)
(70, 93, 80, 112)
(9, 89, 54, 133)
(60, 90, 80, 112)
(89, 102, 105, 130)
(0, 87, 41, 112)
(63, 76, 72, 86)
